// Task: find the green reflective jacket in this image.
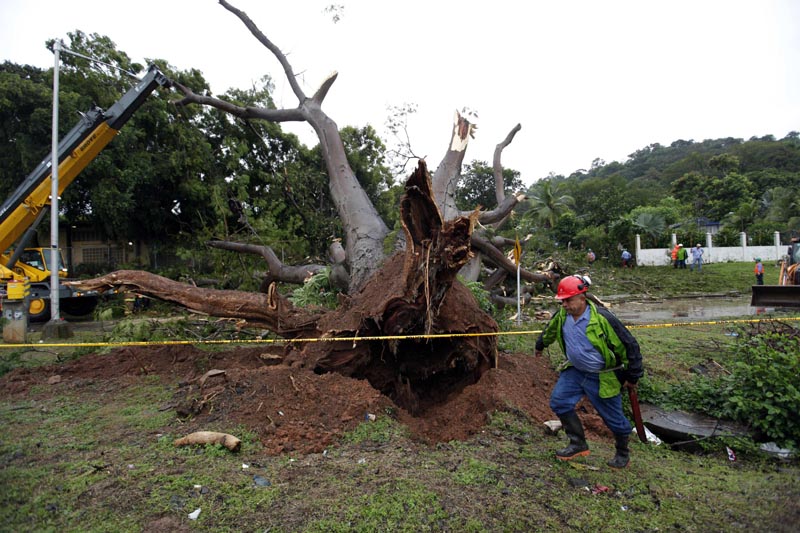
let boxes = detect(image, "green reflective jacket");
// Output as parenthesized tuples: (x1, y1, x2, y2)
(536, 300, 643, 398)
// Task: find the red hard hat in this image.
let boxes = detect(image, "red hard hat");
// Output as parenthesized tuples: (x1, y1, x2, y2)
(556, 276, 588, 300)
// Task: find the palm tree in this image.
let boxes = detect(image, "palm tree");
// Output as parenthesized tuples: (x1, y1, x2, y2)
(525, 180, 575, 229)
(634, 212, 666, 247)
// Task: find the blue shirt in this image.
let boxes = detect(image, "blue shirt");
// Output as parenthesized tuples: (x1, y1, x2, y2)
(562, 305, 605, 372)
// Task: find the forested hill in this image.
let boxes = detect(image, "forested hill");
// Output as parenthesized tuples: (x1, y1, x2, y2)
(568, 133, 800, 185)
(522, 133, 799, 253)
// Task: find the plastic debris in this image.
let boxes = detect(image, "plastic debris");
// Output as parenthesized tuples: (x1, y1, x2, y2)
(591, 484, 611, 495)
(188, 508, 201, 520)
(568, 477, 589, 488)
(365, 412, 376, 421)
(242, 463, 250, 469)
(760, 442, 796, 460)
(543, 420, 562, 435)
(726, 446, 737, 461)
(644, 426, 662, 445)
(253, 475, 271, 487)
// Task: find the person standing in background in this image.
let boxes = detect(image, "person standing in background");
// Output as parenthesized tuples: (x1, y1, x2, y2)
(754, 258, 764, 285)
(621, 248, 632, 268)
(690, 243, 704, 271)
(676, 244, 688, 269)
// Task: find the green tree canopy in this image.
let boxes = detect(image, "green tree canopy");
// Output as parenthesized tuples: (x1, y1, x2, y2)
(456, 160, 523, 212)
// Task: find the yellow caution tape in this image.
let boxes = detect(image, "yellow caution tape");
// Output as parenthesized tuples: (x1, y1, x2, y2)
(0, 316, 797, 349)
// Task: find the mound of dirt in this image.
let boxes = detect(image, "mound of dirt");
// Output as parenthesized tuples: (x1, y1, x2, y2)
(0, 345, 613, 455)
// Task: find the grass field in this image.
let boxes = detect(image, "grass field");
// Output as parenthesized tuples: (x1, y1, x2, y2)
(1, 261, 798, 532)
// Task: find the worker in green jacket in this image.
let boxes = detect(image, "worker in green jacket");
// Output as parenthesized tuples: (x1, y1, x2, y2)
(535, 275, 644, 468)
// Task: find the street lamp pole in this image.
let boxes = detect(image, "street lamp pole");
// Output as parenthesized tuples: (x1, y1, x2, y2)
(49, 39, 61, 322)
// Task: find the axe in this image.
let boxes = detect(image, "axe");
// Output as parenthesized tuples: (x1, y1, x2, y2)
(627, 383, 647, 443)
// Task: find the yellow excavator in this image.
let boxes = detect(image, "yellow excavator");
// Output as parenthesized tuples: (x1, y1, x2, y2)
(1, 65, 171, 320)
(750, 238, 800, 307)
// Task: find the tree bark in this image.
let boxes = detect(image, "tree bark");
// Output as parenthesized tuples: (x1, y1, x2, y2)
(172, 0, 389, 293)
(67, 162, 496, 414)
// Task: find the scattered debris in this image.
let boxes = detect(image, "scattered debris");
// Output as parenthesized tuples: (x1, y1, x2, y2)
(197, 369, 226, 387)
(568, 477, 589, 488)
(760, 442, 796, 460)
(188, 508, 201, 520)
(568, 462, 599, 471)
(173, 431, 241, 452)
(640, 403, 749, 443)
(253, 475, 271, 487)
(543, 420, 562, 435)
(643, 426, 662, 445)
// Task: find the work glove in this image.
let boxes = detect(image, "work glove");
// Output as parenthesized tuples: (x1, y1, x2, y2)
(623, 373, 639, 385)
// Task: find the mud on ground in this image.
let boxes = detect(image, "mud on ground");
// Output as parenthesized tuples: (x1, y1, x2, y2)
(0, 344, 612, 455)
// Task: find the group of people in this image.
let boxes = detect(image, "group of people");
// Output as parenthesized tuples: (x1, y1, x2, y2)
(671, 243, 704, 271)
(584, 247, 634, 268)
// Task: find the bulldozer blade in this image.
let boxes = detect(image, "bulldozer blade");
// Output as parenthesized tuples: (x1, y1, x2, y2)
(750, 285, 800, 307)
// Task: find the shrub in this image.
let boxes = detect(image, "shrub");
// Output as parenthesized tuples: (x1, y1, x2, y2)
(657, 330, 800, 450)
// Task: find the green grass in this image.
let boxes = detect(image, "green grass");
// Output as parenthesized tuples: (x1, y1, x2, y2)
(0, 261, 798, 531)
(0, 382, 797, 531)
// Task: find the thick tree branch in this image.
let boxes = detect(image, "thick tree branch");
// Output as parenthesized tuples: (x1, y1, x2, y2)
(65, 270, 321, 334)
(470, 234, 554, 284)
(207, 240, 327, 285)
(172, 82, 306, 122)
(474, 192, 526, 225)
(218, 0, 306, 102)
(432, 111, 475, 221)
(493, 123, 521, 203)
(311, 72, 338, 105)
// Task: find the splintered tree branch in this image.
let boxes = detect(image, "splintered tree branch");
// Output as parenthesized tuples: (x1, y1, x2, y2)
(311, 72, 339, 105)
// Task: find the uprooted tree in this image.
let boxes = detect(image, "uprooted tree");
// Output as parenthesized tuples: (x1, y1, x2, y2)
(68, 0, 556, 412)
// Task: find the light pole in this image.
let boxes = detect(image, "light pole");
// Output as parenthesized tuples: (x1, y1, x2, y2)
(49, 39, 61, 323)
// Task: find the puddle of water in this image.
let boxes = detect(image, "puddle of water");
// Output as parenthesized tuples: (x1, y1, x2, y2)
(610, 296, 781, 324)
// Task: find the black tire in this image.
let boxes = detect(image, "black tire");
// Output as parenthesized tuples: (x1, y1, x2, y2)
(60, 296, 99, 318)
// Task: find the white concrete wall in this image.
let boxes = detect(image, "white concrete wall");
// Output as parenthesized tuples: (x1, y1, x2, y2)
(635, 232, 785, 266)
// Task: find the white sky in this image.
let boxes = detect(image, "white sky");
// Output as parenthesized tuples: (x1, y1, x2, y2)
(1, 0, 799, 185)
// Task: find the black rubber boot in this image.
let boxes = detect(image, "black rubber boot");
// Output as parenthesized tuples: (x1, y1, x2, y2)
(556, 412, 590, 460)
(607, 433, 630, 469)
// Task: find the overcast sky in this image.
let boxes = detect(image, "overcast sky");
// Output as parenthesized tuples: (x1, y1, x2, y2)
(1, 0, 798, 185)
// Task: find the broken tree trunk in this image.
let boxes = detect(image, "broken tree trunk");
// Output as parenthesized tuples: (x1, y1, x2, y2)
(66, 161, 497, 414)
